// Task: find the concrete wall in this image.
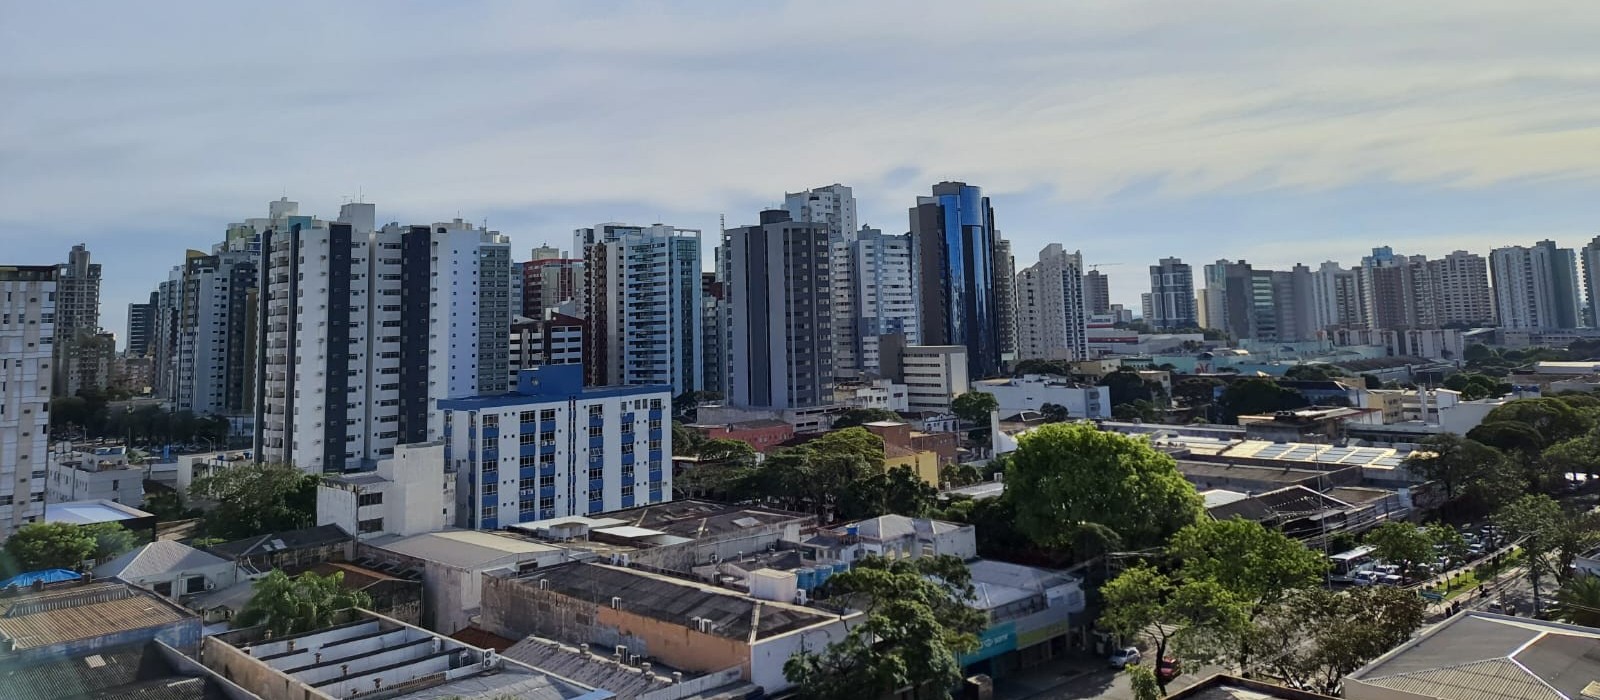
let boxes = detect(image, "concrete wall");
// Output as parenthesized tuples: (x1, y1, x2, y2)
(626, 520, 809, 573)
(201, 635, 329, 700)
(749, 617, 854, 692)
(120, 559, 237, 597)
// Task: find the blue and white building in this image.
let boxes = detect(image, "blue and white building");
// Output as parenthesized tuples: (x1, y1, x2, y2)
(440, 364, 671, 530)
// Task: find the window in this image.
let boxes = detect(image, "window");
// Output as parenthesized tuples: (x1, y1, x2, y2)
(540, 496, 555, 510)
(621, 443, 634, 455)
(519, 454, 537, 467)
(358, 492, 384, 507)
(540, 430, 555, 445)
(520, 499, 536, 514)
(358, 518, 384, 534)
(482, 505, 497, 521)
(648, 440, 661, 452)
(185, 575, 207, 594)
(484, 482, 498, 496)
(540, 409, 556, 422)
(520, 410, 536, 424)
(540, 453, 555, 467)
(520, 432, 537, 445)
(588, 405, 603, 418)
(588, 466, 603, 481)
(482, 414, 498, 428)
(540, 473, 555, 488)
(519, 477, 535, 492)
(622, 484, 635, 499)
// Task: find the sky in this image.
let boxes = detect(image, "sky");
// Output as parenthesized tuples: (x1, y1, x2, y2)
(3, 1, 1599, 341)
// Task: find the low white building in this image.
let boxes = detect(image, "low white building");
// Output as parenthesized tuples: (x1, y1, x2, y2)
(972, 374, 1111, 419)
(317, 441, 454, 540)
(359, 529, 578, 633)
(46, 444, 143, 506)
(93, 540, 237, 599)
(824, 514, 978, 563)
(834, 378, 910, 412)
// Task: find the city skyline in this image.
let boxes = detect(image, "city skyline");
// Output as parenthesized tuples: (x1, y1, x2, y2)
(4, 2, 1599, 338)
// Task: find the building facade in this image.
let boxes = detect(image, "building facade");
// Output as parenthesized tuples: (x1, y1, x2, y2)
(1490, 240, 1584, 330)
(507, 312, 584, 384)
(577, 223, 702, 394)
(840, 226, 918, 376)
(1, 265, 55, 536)
(1583, 236, 1600, 326)
(316, 441, 454, 539)
(1147, 257, 1197, 329)
(911, 182, 1003, 379)
(175, 248, 258, 417)
(53, 244, 106, 397)
(1428, 250, 1494, 327)
(440, 364, 671, 529)
(125, 292, 157, 357)
(785, 184, 859, 381)
(726, 210, 834, 410)
(881, 336, 970, 413)
(1015, 244, 1089, 361)
(1309, 261, 1362, 332)
(521, 246, 583, 318)
(1083, 269, 1112, 317)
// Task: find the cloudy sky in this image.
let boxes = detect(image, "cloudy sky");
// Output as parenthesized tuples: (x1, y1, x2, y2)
(4, 1, 1599, 339)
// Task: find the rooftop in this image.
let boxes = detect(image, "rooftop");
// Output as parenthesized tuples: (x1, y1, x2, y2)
(212, 612, 598, 700)
(93, 541, 229, 581)
(512, 563, 839, 642)
(43, 500, 153, 526)
(502, 635, 680, 698)
(438, 363, 669, 411)
(1167, 674, 1338, 700)
(839, 514, 968, 542)
(1207, 485, 1352, 523)
(205, 524, 352, 560)
(367, 529, 563, 569)
(1349, 612, 1600, 700)
(0, 582, 194, 652)
(511, 500, 811, 548)
(1175, 460, 1335, 485)
(0, 642, 237, 700)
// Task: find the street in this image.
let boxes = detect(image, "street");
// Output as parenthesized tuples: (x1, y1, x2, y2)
(990, 655, 1225, 700)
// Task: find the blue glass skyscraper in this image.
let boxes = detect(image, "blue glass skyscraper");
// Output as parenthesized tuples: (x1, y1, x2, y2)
(910, 181, 1003, 379)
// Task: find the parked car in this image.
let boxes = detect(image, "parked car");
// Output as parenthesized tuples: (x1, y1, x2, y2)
(1157, 657, 1183, 681)
(1353, 570, 1381, 586)
(1110, 647, 1142, 669)
(1380, 574, 1405, 586)
(1375, 564, 1401, 576)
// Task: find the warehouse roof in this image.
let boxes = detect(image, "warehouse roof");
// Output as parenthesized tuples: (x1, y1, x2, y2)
(0, 583, 193, 652)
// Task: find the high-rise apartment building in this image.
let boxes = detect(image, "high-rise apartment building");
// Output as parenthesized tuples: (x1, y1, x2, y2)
(508, 313, 584, 384)
(1583, 236, 1600, 327)
(1490, 241, 1584, 330)
(522, 246, 583, 319)
(1309, 261, 1362, 332)
(726, 210, 833, 409)
(1354, 247, 1418, 331)
(1015, 244, 1089, 361)
(1083, 270, 1112, 316)
(256, 204, 510, 473)
(576, 224, 701, 394)
(53, 244, 107, 397)
(1199, 261, 1231, 332)
(175, 248, 258, 417)
(1147, 257, 1197, 329)
(785, 184, 859, 380)
(836, 226, 918, 376)
(700, 272, 729, 397)
(1, 265, 56, 536)
(910, 182, 1003, 379)
(126, 292, 157, 358)
(994, 236, 1018, 365)
(440, 364, 671, 529)
(1429, 251, 1494, 327)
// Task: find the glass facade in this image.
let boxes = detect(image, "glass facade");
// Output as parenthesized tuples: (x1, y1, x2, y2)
(916, 182, 1001, 379)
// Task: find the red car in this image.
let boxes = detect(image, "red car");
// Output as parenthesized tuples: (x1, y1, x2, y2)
(1157, 657, 1183, 682)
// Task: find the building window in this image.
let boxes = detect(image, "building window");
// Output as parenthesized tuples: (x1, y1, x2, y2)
(621, 443, 634, 455)
(520, 432, 537, 445)
(540, 409, 556, 422)
(358, 518, 384, 534)
(484, 482, 498, 496)
(540, 496, 555, 510)
(520, 410, 536, 424)
(482, 505, 497, 521)
(588, 405, 603, 418)
(622, 484, 635, 499)
(540, 431, 556, 445)
(357, 492, 383, 507)
(539, 473, 555, 488)
(482, 414, 498, 428)
(588, 466, 603, 481)
(520, 499, 535, 514)
(519, 477, 535, 492)
(520, 454, 537, 467)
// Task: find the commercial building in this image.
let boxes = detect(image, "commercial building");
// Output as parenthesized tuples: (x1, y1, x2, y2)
(480, 561, 857, 695)
(1015, 244, 1089, 362)
(43, 499, 158, 541)
(1330, 327, 1467, 361)
(1346, 611, 1600, 700)
(1491, 240, 1584, 330)
(880, 336, 969, 413)
(360, 529, 572, 634)
(725, 210, 833, 410)
(1, 265, 57, 536)
(439, 364, 671, 530)
(508, 499, 813, 574)
(577, 223, 702, 394)
(316, 441, 455, 540)
(0, 638, 247, 700)
(255, 203, 511, 473)
(971, 375, 1111, 420)
(995, 236, 1019, 364)
(785, 184, 860, 381)
(1147, 257, 1197, 329)
(1585, 235, 1600, 326)
(202, 610, 603, 700)
(1309, 260, 1362, 332)
(685, 419, 794, 454)
(45, 444, 143, 506)
(700, 272, 729, 397)
(911, 181, 1005, 379)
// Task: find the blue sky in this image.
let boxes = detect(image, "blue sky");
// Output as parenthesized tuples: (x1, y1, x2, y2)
(3, 1, 1599, 339)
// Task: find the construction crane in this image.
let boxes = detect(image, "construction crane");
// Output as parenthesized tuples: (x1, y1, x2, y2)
(1086, 263, 1123, 271)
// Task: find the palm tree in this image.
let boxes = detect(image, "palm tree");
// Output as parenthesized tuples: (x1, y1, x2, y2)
(1552, 575, 1600, 626)
(235, 570, 371, 635)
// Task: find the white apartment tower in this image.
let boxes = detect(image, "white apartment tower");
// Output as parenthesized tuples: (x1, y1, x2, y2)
(576, 223, 702, 395)
(1309, 261, 1362, 331)
(256, 203, 510, 473)
(785, 184, 860, 379)
(1429, 250, 1494, 327)
(1015, 244, 1089, 361)
(838, 226, 918, 375)
(1147, 257, 1197, 329)
(1584, 236, 1600, 326)
(1, 265, 56, 536)
(1490, 241, 1584, 330)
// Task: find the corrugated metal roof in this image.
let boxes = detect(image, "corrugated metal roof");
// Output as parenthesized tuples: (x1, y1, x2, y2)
(1366, 659, 1564, 700)
(93, 541, 228, 581)
(0, 583, 191, 650)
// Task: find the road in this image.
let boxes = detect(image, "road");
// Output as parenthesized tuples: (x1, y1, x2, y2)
(991, 657, 1225, 700)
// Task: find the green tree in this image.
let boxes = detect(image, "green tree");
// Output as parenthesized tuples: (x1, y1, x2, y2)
(671, 421, 703, 456)
(142, 490, 198, 522)
(235, 569, 372, 635)
(831, 408, 902, 430)
(1008, 423, 1202, 553)
(1250, 586, 1424, 693)
(1100, 370, 1160, 407)
(1542, 433, 1600, 484)
(1284, 364, 1345, 380)
(839, 465, 938, 520)
(1426, 522, 1469, 562)
(1012, 359, 1077, 377)
(84, 522, 140, 562)
(1552, 575, 1600, 627)
(1218, 378, 1308, 422)
(673, 438, 758, 500)
(1100, 564, 1249, 693)
(1494, 494, 1575, 613)
(784, 556, 984, 700)
(1363, 522, 1435, 578)
(190, 463, 319, 540)
(1172, 378, 1224, 410)
(2, 522, 98, 573)
(1481, 397, 1595, 446)
(1038, 403, 1072, 423)
(1128, 665, 1161, 700)
(1404, 433, 1521, 515)
(950, 392, 998, 424)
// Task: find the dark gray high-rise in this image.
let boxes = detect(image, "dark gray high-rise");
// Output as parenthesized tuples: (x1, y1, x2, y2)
(727, 210, 832, 409)
(126, 292, 157, 357)
(910, 181, 1002, 380)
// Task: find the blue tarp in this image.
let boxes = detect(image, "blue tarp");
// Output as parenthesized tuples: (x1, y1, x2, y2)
(0, 568, 82, 589)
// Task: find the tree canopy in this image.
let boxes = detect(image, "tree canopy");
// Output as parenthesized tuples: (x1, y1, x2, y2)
(1218, 378, 1307, 422)
(950, 392, 998, 424)
(1167, 518, 1325, 611)
(1007, 423, 1203, 552)
(1250, 586, 1424, 694)
(190, 462, 318, 540)
(0, 522, 139, 576)
(1403, 433, 1520, 516)
(1100, 564, 1249, 692)
(784, 556, 985, 700)
(1363, 522, 1436, 578)
(831, 408, 903, 430)
(236, 569, 372, 635)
